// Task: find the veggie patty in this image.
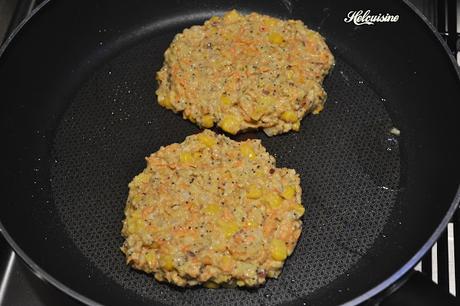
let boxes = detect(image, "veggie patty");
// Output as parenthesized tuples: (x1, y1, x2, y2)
(121, 130, 304, 287)
(156, 10, 334, 136)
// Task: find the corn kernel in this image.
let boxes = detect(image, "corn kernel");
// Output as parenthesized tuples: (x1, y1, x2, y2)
(133, 172, 149, 184)
(281, 111, 298, 123)
(292, 203, 305, 216)
(263, 17, 279, 27)
(246, 184, 262, 199)
(249, 107, 264, 121)
(179, 151, 194, 163)
(201, 115, 214, 128)
(145, 251, 156, 267)
(187, 115, 197, 123)
(204, 203, 221, 215)
(306, 30, 317, 39)
(221, 255, 234, 271)
(262, 192, 283, 209)
(211, 239, 225, 251)
(127, 215, 145, 234)
(158, 96, 173, 109)
(204, 281, 219, 289)
(248, 105, 268, 120)
(236, 280, 245, 287)
(259, 96, 275, 107)
(224, 10, 241, 22)
(312, 104, 324, 115)
(159, 255, 174, 271)
(255, 169, 265, 177)
(220, 221, 239, 238)
(268, 32, 284, 44)
(130, 192, 142, 204)
(281, 185, 296, 200)
(136, 218, 145, 231)
(219, 115, 240, 135)
(220, 95, 233, 106)
(131, 210, 142, 219)
(198, 133, 217, 147)
(127, 222, 136, 234)
(240, 143, 255, 159)
(250, 96, 273, 120)
(292, 121, 300, 131)
(208, 16, 220, 23)
(270, 239, 287, 261)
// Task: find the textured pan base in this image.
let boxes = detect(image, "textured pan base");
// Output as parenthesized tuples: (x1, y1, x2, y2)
(51, 32, 400, 305)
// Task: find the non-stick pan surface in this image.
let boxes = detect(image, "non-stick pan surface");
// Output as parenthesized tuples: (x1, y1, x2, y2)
(0, 1, 459, 305)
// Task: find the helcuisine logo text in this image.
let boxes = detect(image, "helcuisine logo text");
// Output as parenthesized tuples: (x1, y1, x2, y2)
(344, 10, 399, 25)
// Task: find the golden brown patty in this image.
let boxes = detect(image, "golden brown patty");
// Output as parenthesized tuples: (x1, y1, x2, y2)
(156, 10, 334, 136)
(121, 130, 304, 287)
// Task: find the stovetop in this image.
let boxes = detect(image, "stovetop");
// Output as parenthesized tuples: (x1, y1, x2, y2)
(0, 0, 458, 305)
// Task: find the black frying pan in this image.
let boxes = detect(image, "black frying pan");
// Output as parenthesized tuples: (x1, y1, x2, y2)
(0, 0, 459, 305)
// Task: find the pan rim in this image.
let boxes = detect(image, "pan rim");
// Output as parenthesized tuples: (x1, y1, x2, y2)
(342, 0, 460, 304)
(0, 0, 459, 305)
